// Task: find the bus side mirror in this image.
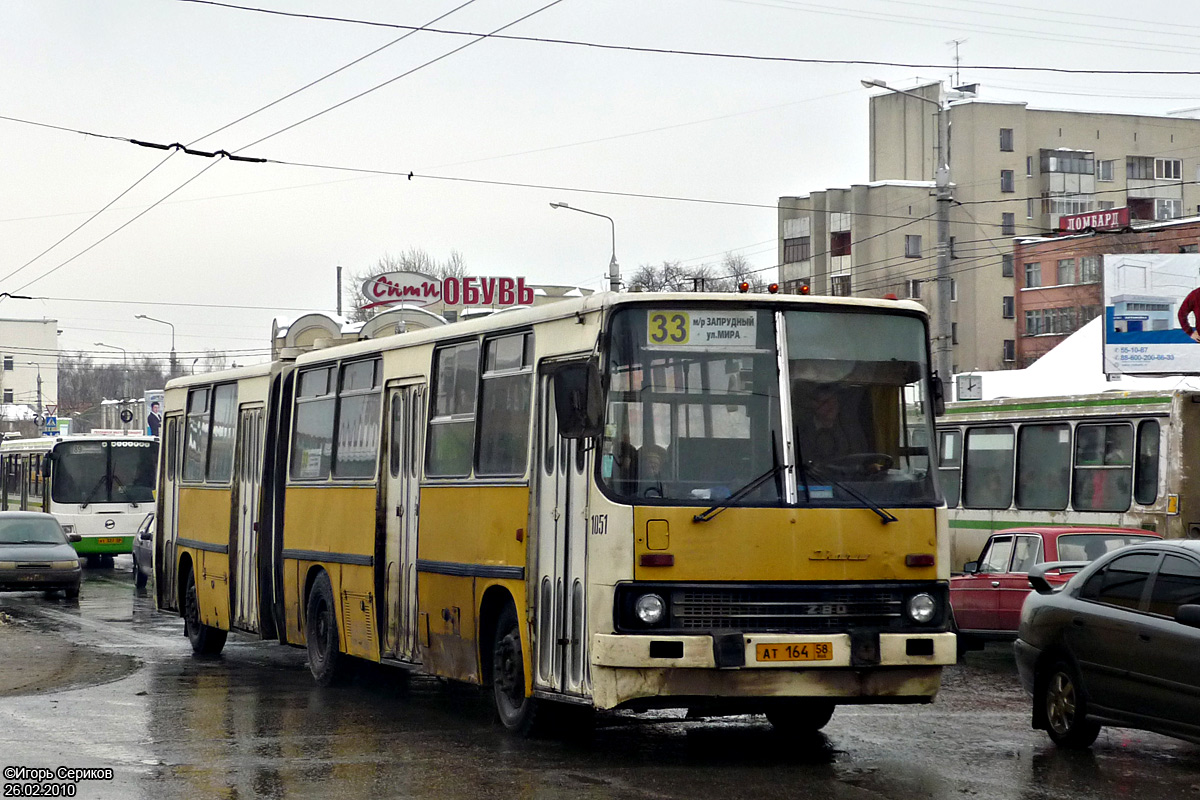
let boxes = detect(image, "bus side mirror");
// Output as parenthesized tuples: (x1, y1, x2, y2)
(41, 457, 51, 478)
(552, 361, 603, 439)
(930, 372, 946, 416)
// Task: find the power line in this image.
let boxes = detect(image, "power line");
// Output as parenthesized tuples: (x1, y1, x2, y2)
(176, 0, 1200, 76)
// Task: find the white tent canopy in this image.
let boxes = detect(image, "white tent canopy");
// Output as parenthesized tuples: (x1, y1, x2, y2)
(963, 318, 1200, 401)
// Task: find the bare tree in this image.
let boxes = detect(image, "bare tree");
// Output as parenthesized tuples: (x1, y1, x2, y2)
(345, 248, 468, 322)
(628, 254, 766, 293)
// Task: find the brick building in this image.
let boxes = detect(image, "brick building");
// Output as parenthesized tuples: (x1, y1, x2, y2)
(1013, 216, 1200, 366)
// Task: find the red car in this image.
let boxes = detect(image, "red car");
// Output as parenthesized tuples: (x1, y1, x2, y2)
(950, 527, 1161, 650)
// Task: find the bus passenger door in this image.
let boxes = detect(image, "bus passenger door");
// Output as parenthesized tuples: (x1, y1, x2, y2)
(159, 415, 182, 611)
(232, 406, 265, 632)
(383, 383, 425, 663)
(534, 373, 590, 697)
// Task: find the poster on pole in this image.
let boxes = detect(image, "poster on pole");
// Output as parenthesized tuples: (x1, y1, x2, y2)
(1103, 254, 1200, 376)
(144, 390, 164, 437)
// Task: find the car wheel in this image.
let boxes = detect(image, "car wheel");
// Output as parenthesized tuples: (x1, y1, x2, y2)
(64, 584, 80, 601)
(492, 605, 541, 736)
(765, 699, 835, 733)
(183, 569, 227, 656)
(85, 554, 102, 568)
(306, 571, 350, 686)
(1040, 660, 1101, 748)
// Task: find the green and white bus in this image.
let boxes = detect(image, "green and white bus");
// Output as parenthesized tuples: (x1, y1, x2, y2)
(0, 434, 159, 565)
(937, 390, 1198, 570)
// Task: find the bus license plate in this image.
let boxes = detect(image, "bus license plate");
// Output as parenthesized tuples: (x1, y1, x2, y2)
(756, 642, 832, 662)
(97, 537, 122, 544)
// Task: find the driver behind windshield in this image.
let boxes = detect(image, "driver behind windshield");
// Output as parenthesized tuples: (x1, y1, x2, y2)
(795, 383, 875, 471)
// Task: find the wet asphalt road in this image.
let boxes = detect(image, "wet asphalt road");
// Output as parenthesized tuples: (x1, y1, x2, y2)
(2, 562, 1200, 800)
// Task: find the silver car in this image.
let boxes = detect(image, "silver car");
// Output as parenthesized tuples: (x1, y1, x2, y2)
(0, 511, 83, 599)
(132, 512, 153, 590)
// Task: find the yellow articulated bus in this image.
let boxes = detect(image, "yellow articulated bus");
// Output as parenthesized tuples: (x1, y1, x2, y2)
(156, 291, 955, 734)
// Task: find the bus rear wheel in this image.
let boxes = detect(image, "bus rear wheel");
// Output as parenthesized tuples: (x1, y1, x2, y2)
(765, 699, 835, 733)
(492, 606, 540, 736)
(306, 572, 350, 686)
(183, 569, 227, 656)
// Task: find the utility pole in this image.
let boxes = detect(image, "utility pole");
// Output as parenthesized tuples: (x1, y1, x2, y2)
(337, 265, 343, 317)
(934, 94, 954, 400)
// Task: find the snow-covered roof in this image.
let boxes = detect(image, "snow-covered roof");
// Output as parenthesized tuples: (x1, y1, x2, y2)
(963, 318, 1200, 401)
(0, 404, 37, 422)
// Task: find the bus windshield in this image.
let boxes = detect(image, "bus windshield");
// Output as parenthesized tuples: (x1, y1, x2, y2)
(599, 305, 937, 508)
(51, 440, 158, 505)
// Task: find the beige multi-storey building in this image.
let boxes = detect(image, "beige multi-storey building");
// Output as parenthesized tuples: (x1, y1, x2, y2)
(0, 317, 58, 414)
(780, 82, 1200, 373)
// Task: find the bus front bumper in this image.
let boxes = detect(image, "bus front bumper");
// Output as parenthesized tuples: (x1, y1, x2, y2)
(71, 536, 132, 555)
(590, 631, 956, 710)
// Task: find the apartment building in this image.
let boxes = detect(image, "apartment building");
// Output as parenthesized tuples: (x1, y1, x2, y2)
(0, 317, 59, 414)
(780, 83, 1200, 372)
(1013, 217, 1200, 366)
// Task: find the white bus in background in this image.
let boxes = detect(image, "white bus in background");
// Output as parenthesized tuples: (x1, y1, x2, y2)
(0, 434, 159, 566)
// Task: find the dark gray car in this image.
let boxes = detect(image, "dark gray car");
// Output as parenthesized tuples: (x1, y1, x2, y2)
(0, 511, 83, 599)
(1015, 539, 1200, 748)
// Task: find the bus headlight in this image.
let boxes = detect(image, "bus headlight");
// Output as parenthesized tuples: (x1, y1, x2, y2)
(906, 593, 937, 624)
(634, 593, 666, 625)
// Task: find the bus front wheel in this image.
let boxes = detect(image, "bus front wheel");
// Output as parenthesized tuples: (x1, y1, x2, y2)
(183, 569, 227, 656)
(492, 606, 540, 736)
(765, 699, 835, 733)
(306, 572, 350, 686)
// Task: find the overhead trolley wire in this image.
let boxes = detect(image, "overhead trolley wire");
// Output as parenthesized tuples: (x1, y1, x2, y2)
(176, 0, 1200, 76)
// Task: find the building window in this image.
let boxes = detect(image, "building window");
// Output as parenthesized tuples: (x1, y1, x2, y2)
(952, 322, 958, 345)
(1098, 200, 1115, 211)
(1026, 156, 1033, 177)
(905, 234, 922, 258)
(1096, 160, 1115, 181)
(1156, 158, 1182, 180)
(1003, 340, 1016, 362)
(1182, 244, 1200, 254)
(1025, 262, 1041, 288)
(1040, 149, 1094, 175)
(1001, 170, 1015, 193)
(1057, 259, 1076, 285)
(906, 279, 922, 299)
(1080, 256, 1100, 283)
(1027, 198, 1034, 219)
(831, 274, 851, 296)
(1127, 156, 1154, 180)
(1155, 198, 1182, 220)
(830, 230, 852, 257)
(950, 278, 958, 301)
(1025, 310, 1041, 335)
(1002, 213, 1015, 236)
(1002, 254, 1014, 278)
(783, 236, 811, 262)
(1002, 296, 1014, 318)
(1, 390, 11, 404)
(949, 236, 958, 259)
(1000, 128, 1014, 152)
(1, 357, 10, 371)
(1081, 305, 1101, 324)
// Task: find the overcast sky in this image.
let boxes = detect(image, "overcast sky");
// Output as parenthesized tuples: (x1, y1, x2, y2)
(4, 0, 1200, 368)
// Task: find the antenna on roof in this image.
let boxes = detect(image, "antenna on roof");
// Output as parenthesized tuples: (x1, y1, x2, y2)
(946, 38, 967, 88)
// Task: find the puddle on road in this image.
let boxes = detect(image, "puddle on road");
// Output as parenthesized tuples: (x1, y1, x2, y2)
(0, 615, 139, 697)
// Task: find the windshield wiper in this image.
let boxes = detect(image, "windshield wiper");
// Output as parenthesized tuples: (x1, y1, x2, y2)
(693, 463, 791, 523)
(111, 473, 137, 508)
(79, 475, 107, 509)
(802, 463, 898, 525)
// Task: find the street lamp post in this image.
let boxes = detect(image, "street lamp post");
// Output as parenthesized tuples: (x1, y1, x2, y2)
(550, 202, 620, 292)
(94, 343, 130, 428)
(861, 79, 953, 398)
(135, 314, 176, 376)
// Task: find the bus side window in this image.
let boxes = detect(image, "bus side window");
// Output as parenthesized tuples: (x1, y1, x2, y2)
(937, 429, 961, 507)
(963, 425, 1015, 510)
(1072, 423, 1132, 512)
(1135, 419, 1160, 506)
(1015, 423, 1070, 511)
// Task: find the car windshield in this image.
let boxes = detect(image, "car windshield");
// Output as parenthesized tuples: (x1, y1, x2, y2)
(598, 305, 938, 508)
(0, 518, 66, 544)
(51, 440, 158, 505)
(1057, 533, 1158, 562)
